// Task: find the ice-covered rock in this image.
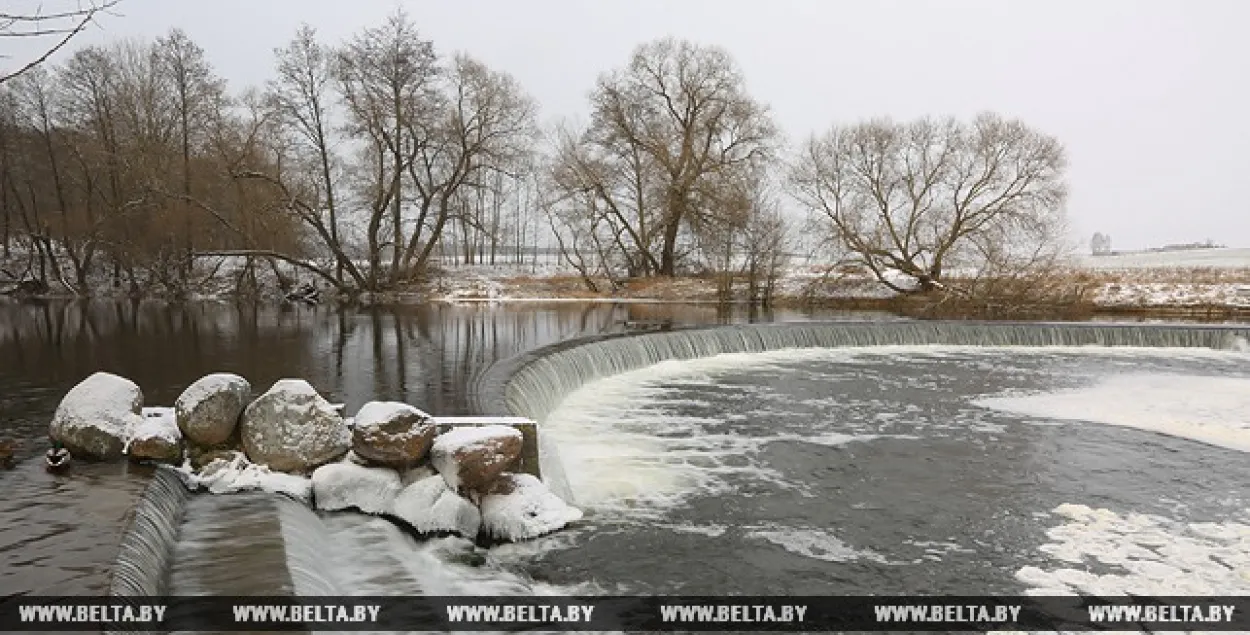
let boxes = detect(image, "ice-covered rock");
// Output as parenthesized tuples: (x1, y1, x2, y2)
(310, 461, 402, 514)
(479, 473, 583, 542)
(389, 472, 481, 538)
(177, 451, 312, 502)
(175, 373, 251, 446)
(430, 425, 523, 492)
(50, 371, 143, 460)
(127, 407, 183, 463)
(239, 379, 349, 473)
(350, 401, 436, 469)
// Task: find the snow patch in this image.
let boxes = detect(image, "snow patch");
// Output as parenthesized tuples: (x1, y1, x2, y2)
(433, 425, 522, 453)
(354, 401, 430, 430)
(975, 374, 1250, 453)
(176, 453, 312, 502)
(310, 462, 402, 514)
(127, 407, 181, 449)
(479, 474, 584, 542)
(390, 473, 482, 538)
(175, 373, 247, 412)
(748, 526, 889, 564)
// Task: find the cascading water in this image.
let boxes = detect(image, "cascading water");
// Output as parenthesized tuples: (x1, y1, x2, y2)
(166, 492, 294, 596)
(109, 468, 189, 598)
(499, 321, 1250, 424)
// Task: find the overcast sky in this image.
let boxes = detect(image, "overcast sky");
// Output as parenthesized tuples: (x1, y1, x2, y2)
(5, 0, 1247, 250)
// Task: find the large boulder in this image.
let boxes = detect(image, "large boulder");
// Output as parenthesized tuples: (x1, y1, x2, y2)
(50, 372, 143, 460)
(127, 407, 184, 464)
(389, 471, 481, 538)
(429, 425, 523, 493)
(239, 379, 349, 473)
(310, 461, 402, 514)
(479, 473, 583, 542)
(175, 373, 251, 446)
(350, 401, 436, 469)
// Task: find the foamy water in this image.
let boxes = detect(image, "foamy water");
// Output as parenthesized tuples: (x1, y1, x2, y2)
(1017, 503, 1250, 596)
(537, 344, 1250, 596)
(976, 373, 1250, 453)
(545, 345, 1249, 517)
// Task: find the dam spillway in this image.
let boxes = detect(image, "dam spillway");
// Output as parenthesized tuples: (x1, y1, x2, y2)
(105, 319, 1250, 608)
(488, 320, 1250, 425)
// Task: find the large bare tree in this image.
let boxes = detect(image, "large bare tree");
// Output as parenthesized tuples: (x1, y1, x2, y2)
(789, 113, 1068, 293)
(1, 0, 121, 85)
(553, 37, 778, 277)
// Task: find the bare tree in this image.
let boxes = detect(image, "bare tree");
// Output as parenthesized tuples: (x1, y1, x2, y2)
(789, 113, 1068, 294)
(336, 9, 439, 287)
(0, 0, 122, 85)
(553, 37, 778, 278)
(268, 24, 362, 285)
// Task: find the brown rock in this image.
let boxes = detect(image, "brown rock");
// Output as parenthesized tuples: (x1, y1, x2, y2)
(350, 401, 436, 469)
(128, 436, 183, 464)
(429, 425, 523, 493)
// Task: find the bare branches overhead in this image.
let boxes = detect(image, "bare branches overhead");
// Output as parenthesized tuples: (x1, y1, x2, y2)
(0, 0, 122, 86)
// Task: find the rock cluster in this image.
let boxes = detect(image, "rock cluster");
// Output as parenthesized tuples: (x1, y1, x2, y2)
(47, 371, 580, 542)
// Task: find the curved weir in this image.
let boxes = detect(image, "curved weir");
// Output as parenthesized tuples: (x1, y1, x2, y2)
(106, 320, 1250, 605)
(479, 320, 1250, 502)
(109, 468, 188, 597)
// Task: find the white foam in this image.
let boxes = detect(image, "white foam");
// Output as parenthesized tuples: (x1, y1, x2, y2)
(976, 374, 1250, 453)
(1018, 503, 1250, 596)
(747, 526, 889, 564)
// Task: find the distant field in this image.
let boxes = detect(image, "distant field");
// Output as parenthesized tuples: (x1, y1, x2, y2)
(1077, 247, 1250, 270)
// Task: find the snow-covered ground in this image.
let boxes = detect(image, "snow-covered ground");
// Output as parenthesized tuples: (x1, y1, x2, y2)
(1078, 247, 1250, 270)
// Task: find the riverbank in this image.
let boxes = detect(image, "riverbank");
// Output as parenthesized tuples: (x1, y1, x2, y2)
(6, 252, 1250, 320)
(412, 264, 1250, 320)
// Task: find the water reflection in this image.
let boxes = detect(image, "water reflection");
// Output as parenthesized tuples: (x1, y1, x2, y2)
(0, 299, 873, 455)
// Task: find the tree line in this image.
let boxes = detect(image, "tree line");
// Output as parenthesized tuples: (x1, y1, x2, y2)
(0, 10, 1070, 302)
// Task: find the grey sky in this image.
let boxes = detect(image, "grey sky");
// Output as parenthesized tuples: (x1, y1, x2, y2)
(5, 0, 1247, 250)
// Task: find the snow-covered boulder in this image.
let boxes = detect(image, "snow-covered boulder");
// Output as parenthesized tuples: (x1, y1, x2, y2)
(479, 473, 583, 542)
(430, 425, 523, 492)
(175, 373, 251, 446)
(310, 461, 402, 514)
(389, 471, 481, 538)
(239, 379, 349, 473)
(50, 372, 143, 460)
(178, 451, 312, 503)
(127, 407, 183, 463)
(350, 401, 436, 469)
